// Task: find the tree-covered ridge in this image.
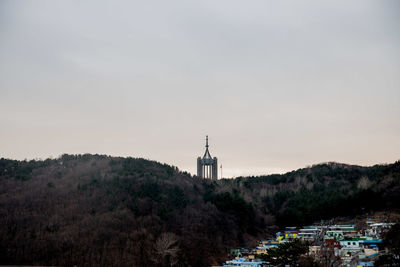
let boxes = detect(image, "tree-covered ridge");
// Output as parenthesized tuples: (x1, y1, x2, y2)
(0, 154, 399, 266)
(229, 161, 400, 226)
(0, 154, 258, 266)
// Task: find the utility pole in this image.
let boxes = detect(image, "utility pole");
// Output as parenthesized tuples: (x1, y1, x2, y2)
(220, 164, 222, 179)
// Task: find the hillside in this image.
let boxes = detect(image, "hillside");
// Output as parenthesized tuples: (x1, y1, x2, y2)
(0, 154, 399, 266)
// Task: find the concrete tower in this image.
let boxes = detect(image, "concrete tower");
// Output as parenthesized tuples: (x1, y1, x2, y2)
(197, 136, 218, 180)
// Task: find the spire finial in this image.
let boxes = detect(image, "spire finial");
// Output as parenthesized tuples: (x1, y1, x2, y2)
(206, 135, 209, 148)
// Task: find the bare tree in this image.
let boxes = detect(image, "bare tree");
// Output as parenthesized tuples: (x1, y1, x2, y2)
(317, 245, 341, 267)
(154, 232, 180, 267)
(357, 176, 371, 190)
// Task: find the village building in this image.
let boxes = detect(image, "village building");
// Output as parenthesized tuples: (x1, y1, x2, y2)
(222, 218, 392, 267)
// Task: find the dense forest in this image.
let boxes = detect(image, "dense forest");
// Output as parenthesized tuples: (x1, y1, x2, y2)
(0, 154, 399, 266)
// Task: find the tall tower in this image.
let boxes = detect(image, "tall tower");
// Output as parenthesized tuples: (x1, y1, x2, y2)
(197, 136, 218, 180)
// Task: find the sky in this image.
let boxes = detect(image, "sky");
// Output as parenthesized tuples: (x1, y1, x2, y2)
(0, 0, 399, 177)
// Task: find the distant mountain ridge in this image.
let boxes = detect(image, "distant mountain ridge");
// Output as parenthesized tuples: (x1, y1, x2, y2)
(0, 154, 399, 266)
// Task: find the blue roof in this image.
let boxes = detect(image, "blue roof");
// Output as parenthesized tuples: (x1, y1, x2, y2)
(360, 261, 374, 266)
(223, 259, 266, 267)
(363, 240, 382, 243)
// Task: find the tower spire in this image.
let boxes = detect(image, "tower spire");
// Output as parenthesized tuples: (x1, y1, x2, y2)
(203, 135, 211, 158)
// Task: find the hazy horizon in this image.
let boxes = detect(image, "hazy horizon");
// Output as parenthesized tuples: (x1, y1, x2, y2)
(1, 0, 399, 177)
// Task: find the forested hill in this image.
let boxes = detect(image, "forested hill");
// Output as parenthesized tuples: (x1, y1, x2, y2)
(1, 154, 399, 266)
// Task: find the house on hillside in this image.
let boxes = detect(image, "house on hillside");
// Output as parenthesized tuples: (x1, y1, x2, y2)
(223, 257, 267, 267)
(324, 230, 344, 240)
(365, 222, 394, 238)
(229, 248, 253, 258)
(339, 238, 365, 249)
(362, 239, 383, 250)
(253, 240, 279, 255)
(297, 228, 318, 242)
(275, 227, 298, 242)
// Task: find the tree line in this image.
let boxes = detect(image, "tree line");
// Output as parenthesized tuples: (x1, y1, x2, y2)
(0, 155, 399, 266)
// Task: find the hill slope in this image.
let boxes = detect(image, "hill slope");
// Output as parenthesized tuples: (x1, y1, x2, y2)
(0, 154, 399, 266)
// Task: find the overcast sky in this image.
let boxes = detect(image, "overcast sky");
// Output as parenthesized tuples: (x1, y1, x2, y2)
(1, 0, 399, 177)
